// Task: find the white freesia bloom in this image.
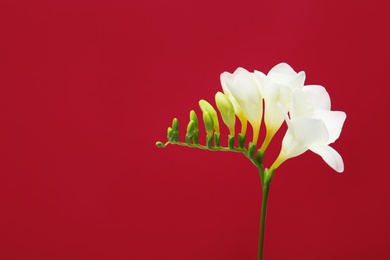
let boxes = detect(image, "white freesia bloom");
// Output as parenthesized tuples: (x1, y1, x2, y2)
(220, 68, 263, 144)
(271, 85, 346, 172)
(254, 63, 306, 150)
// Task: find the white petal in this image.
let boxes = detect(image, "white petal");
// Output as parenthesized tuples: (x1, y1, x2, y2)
(313, 110, 347, 144)
(278, 102, 293, 131)
(253, 70, 267, 94)
(290, 116, 329, 147)
(268, 63, 297, 78)
(280, 128, 308, 159)
(278, 115, 328, 161)
(267, 63, 304, 86)
(220, 71, 234, 94)
(263, 84, 292, 132)
(290, 85, 331, 118)
(310, 146, 344, 172)
(289, 71, 306, 89)
(224, 69, 263, 126)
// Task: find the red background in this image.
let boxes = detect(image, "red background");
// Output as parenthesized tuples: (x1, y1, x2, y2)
(0, 0, 389, 259)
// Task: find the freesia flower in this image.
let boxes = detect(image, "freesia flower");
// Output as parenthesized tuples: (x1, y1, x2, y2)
(254, 63, 306, 151)
(271, 85, 346, 172)
(157, 63, 347, 260)
(220, 68, 263, 144)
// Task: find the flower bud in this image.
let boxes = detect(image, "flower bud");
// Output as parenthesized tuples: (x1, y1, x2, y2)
(202, 111, 214, 137)
(167, 127, 174, 142)
(155, 141, 165, 148)
(172, 118, 179, 132)
(199, 99, 220, 133)
(186, 120, 196, 138)
(190, 110, 198, 129)
(215, 92, 235, 136)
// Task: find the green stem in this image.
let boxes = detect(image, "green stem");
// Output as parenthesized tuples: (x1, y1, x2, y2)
(258, 183, 270, 260)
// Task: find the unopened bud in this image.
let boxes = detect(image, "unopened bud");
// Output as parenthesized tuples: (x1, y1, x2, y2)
(199, 99, 219, 133)
(189, 110, 198, 129)
(215, 92, 235, 136)
(172, 118, 179, 132)
(155, 141, 165, 148)
(186, 120, 196, 138)
(167, 127, 174, 142)
(202, 111, 214, 137)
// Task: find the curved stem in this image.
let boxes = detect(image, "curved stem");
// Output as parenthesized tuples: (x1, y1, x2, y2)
(258, 183, 270, 260)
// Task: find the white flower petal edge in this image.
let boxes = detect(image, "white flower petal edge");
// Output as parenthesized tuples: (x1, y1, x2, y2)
(221, 67, 263, 144)
(310, 146, 344, 173)
(267, 63, 306, 89)
(313, 110, 346, 144)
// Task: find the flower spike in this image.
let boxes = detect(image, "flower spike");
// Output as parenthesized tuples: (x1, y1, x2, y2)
(156, 63, 346, 260)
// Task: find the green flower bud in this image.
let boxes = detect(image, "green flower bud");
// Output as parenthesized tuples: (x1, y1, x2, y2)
(172, 118, 179, 132)
(186, 120, 196, 138)
(189, 110, 198, 129)
(202, 111, 214, 137)
(199, 99, 219, 133)
(155, 141, 165, 148)
(167, 127, 174, 142)
(215, 92, 235, 136)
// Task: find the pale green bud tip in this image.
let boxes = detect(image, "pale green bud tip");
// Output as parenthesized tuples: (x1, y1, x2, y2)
(202, 111, 214, 137)
(190, 110, 198, 128)
(172, 118, 179, 131)
(156, 141, 165, 148)
(199, 99, 212, 113)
